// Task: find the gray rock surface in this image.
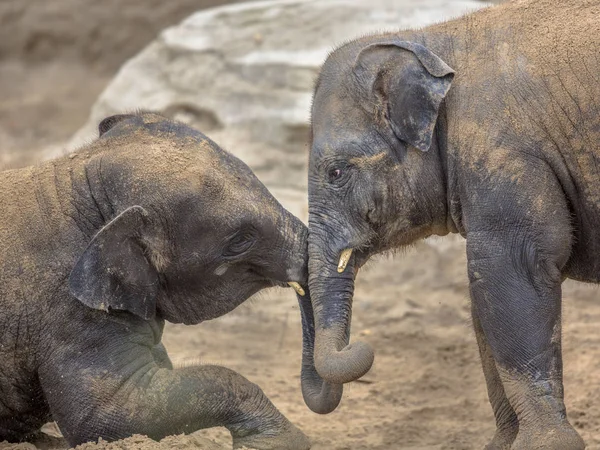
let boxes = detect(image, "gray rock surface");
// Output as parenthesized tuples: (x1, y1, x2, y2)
(71, 0, 488, 220)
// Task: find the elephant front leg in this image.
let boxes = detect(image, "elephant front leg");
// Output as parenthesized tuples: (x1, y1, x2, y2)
(467, 232, 583, 450)
(40, 351, 309, 450)
(472, 305, 518, 450)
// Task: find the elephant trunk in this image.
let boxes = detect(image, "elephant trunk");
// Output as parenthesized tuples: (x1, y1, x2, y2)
(297, 288, 343, 414)
(282, 214, 343, 413)
(308, 230, 375, 385)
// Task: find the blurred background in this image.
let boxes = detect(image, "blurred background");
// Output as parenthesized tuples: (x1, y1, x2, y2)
(2, 1, 600, 449)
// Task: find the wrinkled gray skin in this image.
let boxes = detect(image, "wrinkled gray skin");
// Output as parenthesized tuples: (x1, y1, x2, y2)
(0, 112, 340, 449)
(308, 1, 599, 449)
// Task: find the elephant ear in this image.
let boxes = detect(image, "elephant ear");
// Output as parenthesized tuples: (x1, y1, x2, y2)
(98, 114, 137, 137)
(69, 206, 159, 320)
(353, 40, 455, 152)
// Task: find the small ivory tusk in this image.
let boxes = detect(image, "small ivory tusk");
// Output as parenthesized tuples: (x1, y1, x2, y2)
(337, 248, 353, 273)
(287, 281, 305, 296)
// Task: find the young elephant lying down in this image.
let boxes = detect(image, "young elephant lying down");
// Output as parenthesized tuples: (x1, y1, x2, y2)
(0, 112, 339, 449)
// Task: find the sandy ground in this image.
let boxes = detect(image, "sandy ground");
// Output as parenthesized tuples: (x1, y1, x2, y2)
(2, 241, 600, 450)
(2, 0, 600, 449)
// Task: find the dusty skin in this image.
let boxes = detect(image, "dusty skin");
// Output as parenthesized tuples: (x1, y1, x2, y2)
(3, 1, 600, 450)
(0, 112, 317, 450)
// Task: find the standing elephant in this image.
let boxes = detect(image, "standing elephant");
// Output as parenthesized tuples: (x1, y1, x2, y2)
(306, 0, 599, 449)
(0, 111, 340, 449)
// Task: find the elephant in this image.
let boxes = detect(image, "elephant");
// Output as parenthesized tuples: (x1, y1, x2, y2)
(0, 111, 341, 449)
(306, 0, 599, 448)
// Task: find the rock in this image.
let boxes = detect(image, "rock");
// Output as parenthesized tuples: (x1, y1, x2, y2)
(70, 0, 488, 220)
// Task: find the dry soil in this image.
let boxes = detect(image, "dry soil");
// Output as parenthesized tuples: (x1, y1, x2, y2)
(2, 0, 600, 449)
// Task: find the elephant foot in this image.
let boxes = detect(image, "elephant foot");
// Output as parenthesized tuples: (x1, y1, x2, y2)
(484, 427, 517, 450)
(233, 421, 310, 450)
(510, 422, 584, 450)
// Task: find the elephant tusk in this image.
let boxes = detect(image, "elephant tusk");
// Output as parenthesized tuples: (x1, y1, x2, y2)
(288, 281, 305, 296)
(337, 248, 353, 273)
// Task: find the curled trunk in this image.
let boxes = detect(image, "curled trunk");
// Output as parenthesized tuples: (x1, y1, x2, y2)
(297, 289, 343, 414)
(308, 235, 374, 385)
(279, 214, 342, 413)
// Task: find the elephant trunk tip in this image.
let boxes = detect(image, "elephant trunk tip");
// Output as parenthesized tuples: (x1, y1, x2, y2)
(315, 340, 375, 384)
(301, 378, 343, 415)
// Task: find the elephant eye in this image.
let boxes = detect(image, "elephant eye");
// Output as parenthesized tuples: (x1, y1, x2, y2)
(223, 229, 256, 257)
(328, 168, 342, 182)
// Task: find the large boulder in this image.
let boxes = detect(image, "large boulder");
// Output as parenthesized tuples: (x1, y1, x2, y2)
(71, 0, 488, 220)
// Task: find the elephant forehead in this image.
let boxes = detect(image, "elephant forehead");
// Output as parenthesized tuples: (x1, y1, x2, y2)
(208, 166, 283, 221)
(313, 91, 358, 124)
(312, 106, 370, 144)
(99, 129, 282, 218)
(312, 101, 372, 147)
(349, 152, 387, 167)
(311, 126, 377, 162)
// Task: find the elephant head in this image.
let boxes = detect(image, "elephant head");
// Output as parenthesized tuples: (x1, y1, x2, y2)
(68, 112, 341, 414)
(308, 38, 455, 386)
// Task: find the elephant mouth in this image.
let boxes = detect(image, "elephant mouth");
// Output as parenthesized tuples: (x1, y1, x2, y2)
(268, 278, 308, 296)
(354, 250, 370, 271)
(338, 216, 386, 273)
(242, 266, 305, 291)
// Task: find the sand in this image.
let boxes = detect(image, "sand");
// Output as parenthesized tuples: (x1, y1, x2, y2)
(2, 238, 600, 449)
(3, 0, 600, 448)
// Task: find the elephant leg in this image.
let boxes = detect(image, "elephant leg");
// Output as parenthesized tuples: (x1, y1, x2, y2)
(39, 327, 310, 450)
(44, 363, 308, 449)
(472, 304, 518, 450)
(467, 231, 583, 450)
